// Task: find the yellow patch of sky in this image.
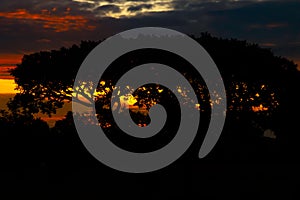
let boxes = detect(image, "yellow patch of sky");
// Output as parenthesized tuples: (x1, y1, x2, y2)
(73, 0, 174, 18)
(0, 79, 17, 94)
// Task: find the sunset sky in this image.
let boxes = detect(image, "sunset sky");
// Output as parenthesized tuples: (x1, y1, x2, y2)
(0, 0, 299, 79)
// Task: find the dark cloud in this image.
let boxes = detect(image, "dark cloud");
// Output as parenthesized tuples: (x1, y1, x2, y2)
(0, 0, 74, 12)
(94, 0, 149, 2)
(95, 4, 121, 13)
(0, 0, 299, 65)
(74, 1, 96, 9)
(200, 1, 300, 58)
(127, 4, 153, 12)
(171, 0, 254, 11)
(126, 0, 152, 2)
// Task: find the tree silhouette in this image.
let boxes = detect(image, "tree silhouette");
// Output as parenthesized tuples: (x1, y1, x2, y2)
(1, 33, 299, 163)
(9, 41, 100, 117)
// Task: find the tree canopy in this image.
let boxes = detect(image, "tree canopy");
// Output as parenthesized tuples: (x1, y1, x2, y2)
(1, 32, 300, 168)
(9, 40, 99, 117)
(5, 33, 299, 122)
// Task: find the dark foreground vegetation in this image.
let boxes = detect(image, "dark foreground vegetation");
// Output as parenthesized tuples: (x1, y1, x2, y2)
(1, 33, 300, 198)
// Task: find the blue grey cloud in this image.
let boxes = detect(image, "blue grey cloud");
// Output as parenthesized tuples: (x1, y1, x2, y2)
(95, 4, 121, 13)
(127, 4, 153, 12)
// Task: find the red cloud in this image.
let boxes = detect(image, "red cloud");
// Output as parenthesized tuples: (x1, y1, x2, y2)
(0, 9, 95, 32)
(0, 54, 23, 65)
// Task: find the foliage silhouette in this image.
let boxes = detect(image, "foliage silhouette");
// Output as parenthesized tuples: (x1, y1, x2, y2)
(0, 33, 299, 171)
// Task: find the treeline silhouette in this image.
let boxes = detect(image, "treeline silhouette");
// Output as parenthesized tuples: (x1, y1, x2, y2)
(0, 33, 300, 198)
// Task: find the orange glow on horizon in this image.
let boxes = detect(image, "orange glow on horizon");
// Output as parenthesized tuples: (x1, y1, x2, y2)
(0, 54, 19, 80)
(295, 60, 300, 71)
(0, 9, 95, 32)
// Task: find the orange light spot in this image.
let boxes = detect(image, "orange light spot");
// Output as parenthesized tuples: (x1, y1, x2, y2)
(252, 104, 268, 112)
(100, 81, 105, 86)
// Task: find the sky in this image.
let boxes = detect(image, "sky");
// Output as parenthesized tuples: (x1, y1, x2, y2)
(0, 0, 299, 73)
(0, 0, 299, 126)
